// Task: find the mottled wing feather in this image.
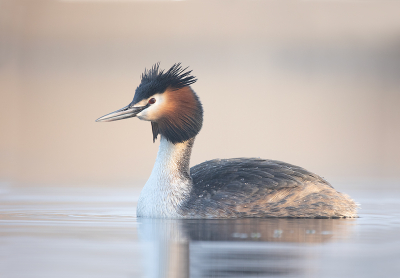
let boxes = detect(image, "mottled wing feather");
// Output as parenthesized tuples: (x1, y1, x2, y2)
(190, 158, 331, 192)
(182, 158, 344, 218)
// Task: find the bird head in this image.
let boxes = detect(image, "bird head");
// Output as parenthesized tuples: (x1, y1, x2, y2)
(96, 63, 203, 144)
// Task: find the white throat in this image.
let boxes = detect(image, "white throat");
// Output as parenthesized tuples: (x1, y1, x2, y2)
(137, 136, 194, 218)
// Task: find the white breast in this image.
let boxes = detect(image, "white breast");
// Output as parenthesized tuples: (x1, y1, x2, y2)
(137, 136, 193, 218)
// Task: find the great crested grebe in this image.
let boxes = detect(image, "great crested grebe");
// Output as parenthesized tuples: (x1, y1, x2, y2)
(96, 63, 357, 219)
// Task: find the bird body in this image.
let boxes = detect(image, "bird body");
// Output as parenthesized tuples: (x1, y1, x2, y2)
(97, 64, 358, 219)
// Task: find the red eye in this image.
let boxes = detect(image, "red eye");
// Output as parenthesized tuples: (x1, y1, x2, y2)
(148, 98, 156, 104)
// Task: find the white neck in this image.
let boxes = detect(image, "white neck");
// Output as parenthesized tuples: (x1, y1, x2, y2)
(137, 136, 195, 218)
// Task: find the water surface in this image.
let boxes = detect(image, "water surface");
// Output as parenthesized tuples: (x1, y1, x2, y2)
(1, 186, 399, 278)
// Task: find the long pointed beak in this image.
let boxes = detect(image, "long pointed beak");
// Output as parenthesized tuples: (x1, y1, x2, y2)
(96, 104, 149, 122)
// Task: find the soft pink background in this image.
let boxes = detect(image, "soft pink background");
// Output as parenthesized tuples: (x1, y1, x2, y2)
(1, 0, 399, 189)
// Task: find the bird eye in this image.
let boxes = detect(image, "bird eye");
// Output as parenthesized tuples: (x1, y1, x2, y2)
(148, 98, 156, 104)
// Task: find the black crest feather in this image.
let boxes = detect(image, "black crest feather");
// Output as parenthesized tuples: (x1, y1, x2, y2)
(132, 63, 197, 104)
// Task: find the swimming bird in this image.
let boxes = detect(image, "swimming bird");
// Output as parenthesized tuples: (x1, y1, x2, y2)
(96, 63, 357, 219)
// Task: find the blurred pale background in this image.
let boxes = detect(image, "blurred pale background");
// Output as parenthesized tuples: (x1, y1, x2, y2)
(1, 0, 399, 190)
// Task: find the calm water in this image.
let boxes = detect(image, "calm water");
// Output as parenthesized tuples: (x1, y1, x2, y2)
(1, 186, 399, 278)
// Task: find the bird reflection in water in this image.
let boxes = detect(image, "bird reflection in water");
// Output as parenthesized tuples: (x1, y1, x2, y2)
(138, 218, 354, 277)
